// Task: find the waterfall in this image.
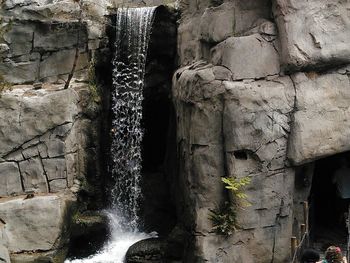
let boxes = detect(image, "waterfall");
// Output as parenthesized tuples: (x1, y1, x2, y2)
(65, 7, 157, 263)
(111, 6, 156, 230)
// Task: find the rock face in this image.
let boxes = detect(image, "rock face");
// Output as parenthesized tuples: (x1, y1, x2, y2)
(211, 33, 280, 80)
(173, 0, 350, 262)
(1, 0, 350, 263)
(0, 195, 73, 253)
(0, 0, 105, 261)
(0, 223, 10, 263)
(0, 84, 101, 261)
(0, 85, 86, 196)
(173, 64, 294, 262)
(288, 69, 350, 165)
(273, 0, 350, 71)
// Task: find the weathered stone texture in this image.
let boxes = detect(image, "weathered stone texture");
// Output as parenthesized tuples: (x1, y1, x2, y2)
(0, 163, 22, 196)
(273, 0, 350, 70)
(211, 33, 280, 80)
(0, 195, 73, 253)
(173, 64, 295, 262)
(0, 87, 79, 157)
(178, 0, 272, 64)
(0, 82, 100, 199)
(223, 77, 294, 168)
(288, 70, 350, 165)
(199, 3, 235, 43)
(0, 223, 10, 263)
(19, 158, 48, 193)
(0, 0, 104, 261)
(0, 20, 89, 84)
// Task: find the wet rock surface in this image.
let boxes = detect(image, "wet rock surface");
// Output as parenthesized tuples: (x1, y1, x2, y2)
(126, 238, 164, 263)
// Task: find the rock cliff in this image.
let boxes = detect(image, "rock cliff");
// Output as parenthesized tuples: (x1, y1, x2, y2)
(1, 0, 350, 262)
(172, 0, 350, 262)
(0, 0, 107, 261)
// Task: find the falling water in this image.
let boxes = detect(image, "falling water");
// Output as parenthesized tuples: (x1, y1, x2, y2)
(65, 7, 156, 263)
(111, 6, 156, 230)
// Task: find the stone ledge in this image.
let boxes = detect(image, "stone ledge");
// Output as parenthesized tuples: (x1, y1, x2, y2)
(0, 194, 75, 255)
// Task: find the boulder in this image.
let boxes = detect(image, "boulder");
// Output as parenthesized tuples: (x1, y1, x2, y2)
(211, 34, 280, 80)
(199, 3, 235, 43)
(126, 238, 164, 263)
(273, 0, 350, 70)
(0, 86, 79, 157)
(223, 76, 294, 169)
(0, 194, 74, 253)
(178, 0, 272, 65)
(288, 71, 350, 165)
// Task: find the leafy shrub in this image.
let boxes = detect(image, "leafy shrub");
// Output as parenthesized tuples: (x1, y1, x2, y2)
(209, 201, 237, 236)
(209, 176, 251, 236)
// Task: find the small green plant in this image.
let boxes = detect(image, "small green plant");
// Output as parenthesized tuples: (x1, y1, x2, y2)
(209, 176, 251, 236)
(209, 201, 237, 236)
(222, 176, 251, 207)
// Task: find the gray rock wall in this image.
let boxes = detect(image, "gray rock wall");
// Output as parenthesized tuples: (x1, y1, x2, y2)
(0, 0, 106, 261)
(1, 0, 349, 262)
(174, 0, 350, 262)
(0, 85, 96, 196)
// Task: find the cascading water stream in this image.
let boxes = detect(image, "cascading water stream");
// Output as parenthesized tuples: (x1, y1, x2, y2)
(111, 6, 156, 230)
(66, 7, 157, 263)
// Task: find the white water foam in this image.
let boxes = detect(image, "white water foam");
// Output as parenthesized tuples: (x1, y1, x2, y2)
(65, 212, 157, 263)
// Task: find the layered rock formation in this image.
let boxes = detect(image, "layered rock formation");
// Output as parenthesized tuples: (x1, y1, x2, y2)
(1, 0, 350, 262)
(172, 0, 350, 262)
(0, 0, 107, 261)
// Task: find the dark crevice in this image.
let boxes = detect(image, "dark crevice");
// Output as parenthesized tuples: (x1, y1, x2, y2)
(139, 6, 178, 236)
(308, 152, 350, 250)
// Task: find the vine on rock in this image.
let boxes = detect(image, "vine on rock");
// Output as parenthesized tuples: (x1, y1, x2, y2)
(209, 176, 251, 236)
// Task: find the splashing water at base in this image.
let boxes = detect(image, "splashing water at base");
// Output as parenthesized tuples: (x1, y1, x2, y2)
(65, 7, 157, 262)
(66, 212, 157, 263)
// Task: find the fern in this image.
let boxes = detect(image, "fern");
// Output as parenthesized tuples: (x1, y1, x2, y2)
(222, 176, 251, 207)
(209, 202, 237, 236)
(209, 176, 251, 235)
